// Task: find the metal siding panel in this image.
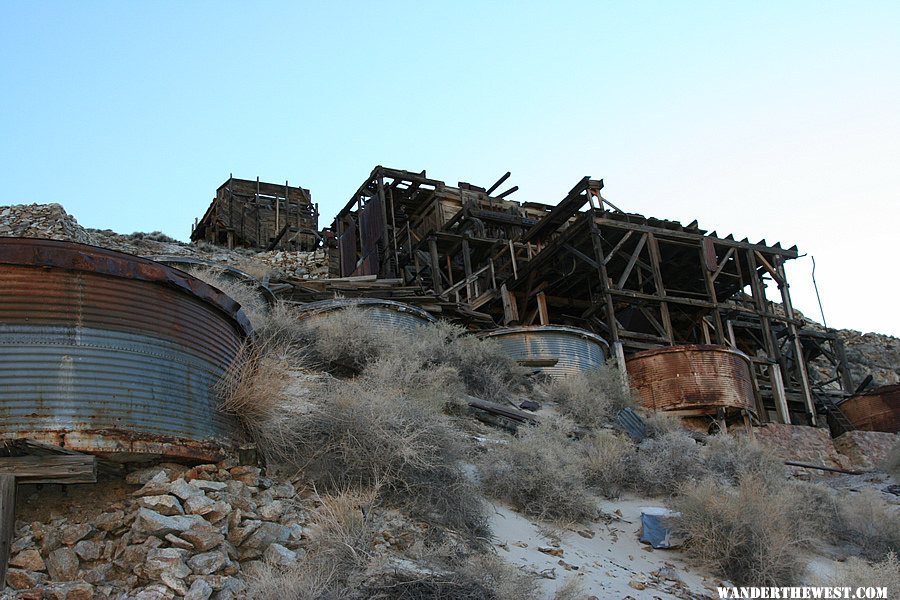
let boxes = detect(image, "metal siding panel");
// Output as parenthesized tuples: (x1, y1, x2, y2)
(0, 239, 247, 461)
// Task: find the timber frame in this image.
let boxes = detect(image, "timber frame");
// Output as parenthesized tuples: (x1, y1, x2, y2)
(322, 166, 855, 426)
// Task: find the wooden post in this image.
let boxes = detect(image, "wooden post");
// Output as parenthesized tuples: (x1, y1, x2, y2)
(428, 237, 443, 294)
(776, 258, 817, 426)
(536, 292, 549, 325)
(0, 474, 14, 588)
(747, 250, 790, 424)
(461, 238, 474, 301)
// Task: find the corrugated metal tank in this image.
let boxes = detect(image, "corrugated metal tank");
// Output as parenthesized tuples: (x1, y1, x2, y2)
(295, 298, 436, 335)
(0, 238, 251, 462)
(838, 385, 900, 433)
(626, 345, 755, 412)
(477, 326, 609, 379)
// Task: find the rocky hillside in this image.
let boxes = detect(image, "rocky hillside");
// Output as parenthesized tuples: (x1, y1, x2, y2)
(0, 203, 329, 281)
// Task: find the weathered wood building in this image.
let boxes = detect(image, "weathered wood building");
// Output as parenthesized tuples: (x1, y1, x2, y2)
(192, 176, 319, 251)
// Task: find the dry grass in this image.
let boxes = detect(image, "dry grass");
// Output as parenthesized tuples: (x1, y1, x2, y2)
(823, 552, 900, 592)
(634, 431, 704, 496)
(187, 266, 269, 329)
(481, 417, 597, 522)
(581, 430, 636, 498)
(702, 434, 787, 488)
(673, 475, 809, 586)
(833, 489, 900, 560)
(544, 364, 634, 428)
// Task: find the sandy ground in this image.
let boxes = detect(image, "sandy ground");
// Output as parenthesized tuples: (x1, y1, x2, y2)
(489, 495, 722, 599)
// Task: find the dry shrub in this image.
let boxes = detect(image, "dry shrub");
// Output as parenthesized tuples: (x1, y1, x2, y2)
(673, 475, 808, 586)
(405, 321, 526, 402)
(361, 355, 467, 414)
(544, 365, 634, 428)
(254, 378, 489, 542)
(552, 576, 585, 600)
(187, 266, 269, 328)
(361, 555, 538, 600)
(302, 307, 384, 374)
(481, 417, 597, 522)
(641, 410, 683, 438)
(216, 340, 300, 423)
(581, 430, 636, 498)
(247, 490, 536, 600)
(245, 489, 379, 599)
(824, 552, 900, 592)
(788, 479, 842, 541)
(703, 434, 787, 488)
(881, 441, 900, 477)
(290, 310, 525, 401)
(833, 489, 900, 560)
(634, 431, 704, 496)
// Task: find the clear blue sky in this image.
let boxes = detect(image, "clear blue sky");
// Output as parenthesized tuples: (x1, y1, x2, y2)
(2, 2, 898, 336)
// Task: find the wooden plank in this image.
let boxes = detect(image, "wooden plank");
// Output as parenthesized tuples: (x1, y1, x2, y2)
(0, 474, 14, 588)
(0, 455, 97, 484)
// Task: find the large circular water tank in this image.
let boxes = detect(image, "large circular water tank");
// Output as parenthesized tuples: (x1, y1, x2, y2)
(477, 325, 609, 379)
(0, 238, 251, 462)
(626, 344, 755, 413)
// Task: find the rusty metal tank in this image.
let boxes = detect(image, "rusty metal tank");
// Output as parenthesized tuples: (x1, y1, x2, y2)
(295, 298, 436, 335)
(0, 238, 251, 462)
(477, 326, 610, 379)
(838, 385, 900, 433)
(626, 345, 755, 413)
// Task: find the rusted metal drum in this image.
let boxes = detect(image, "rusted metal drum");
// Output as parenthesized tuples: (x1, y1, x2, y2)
(626, 345, 754, 413)
(0, 238, 251, 462)
(295, 298, 436, 335)
(477, 326, 609, 379)
(838, 385, 900, 433)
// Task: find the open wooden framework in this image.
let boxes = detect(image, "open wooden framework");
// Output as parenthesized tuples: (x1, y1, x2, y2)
(325, 166, 855, 426)
(192, 175, 319, 251)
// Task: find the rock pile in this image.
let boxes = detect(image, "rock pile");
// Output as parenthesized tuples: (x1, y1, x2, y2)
(0, 204, 97, 246)
(4, 460, 306, 600)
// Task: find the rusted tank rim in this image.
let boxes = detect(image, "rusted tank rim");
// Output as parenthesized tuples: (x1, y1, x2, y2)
(839, 383, 900, 403)
(0, 238, 252, 336)
(626, 344, 751, 364)
(148, 255, 277, 304)
(477, 325, 610, 349)
(296, 298, 437, 322)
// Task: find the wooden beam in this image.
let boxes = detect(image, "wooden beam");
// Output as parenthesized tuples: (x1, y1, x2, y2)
(0, 475, 14, 588)
(615, 233, 647, 290)
(0, 455, 97, 485)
